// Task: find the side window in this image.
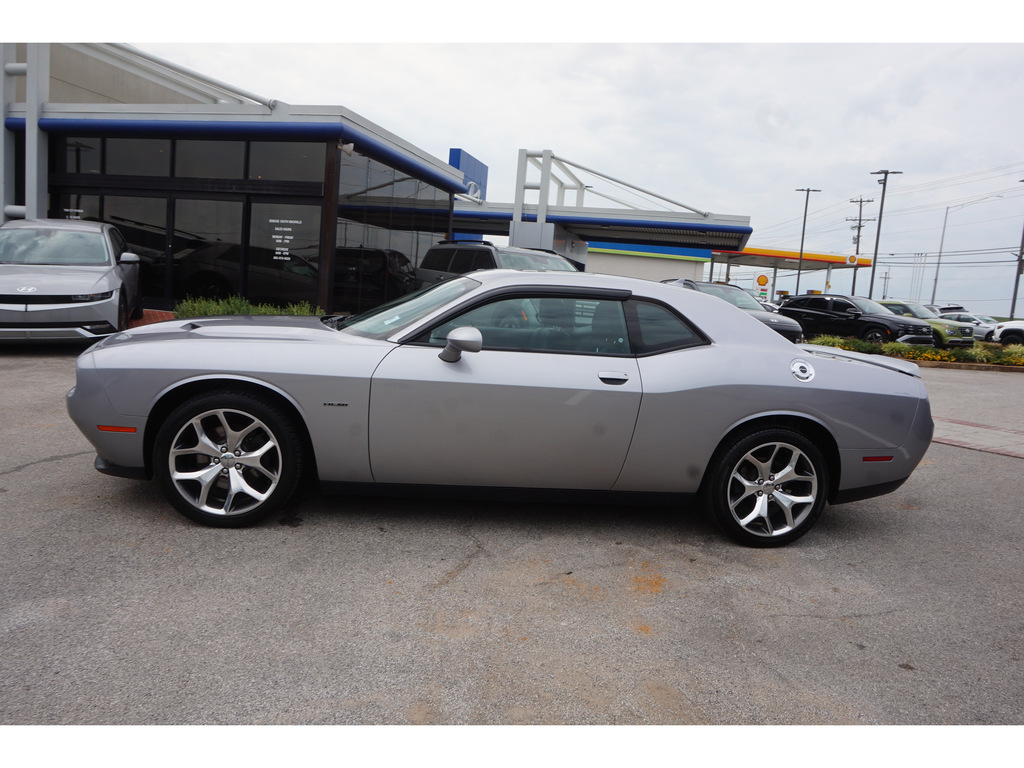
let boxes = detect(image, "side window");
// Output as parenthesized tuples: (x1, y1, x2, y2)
(414, 295, 631, 355)
(627, 300, 705, 354)
(110, 229, 129, 258)
(805, 297, 830, 311)
(470, 251, 496, 270)
(831, 299, 855, 313)
(449, 248, 485, 274)
(420, 248, 454, 271)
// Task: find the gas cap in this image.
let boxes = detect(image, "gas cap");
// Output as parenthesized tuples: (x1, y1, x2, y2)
(790, 358, 815, 382)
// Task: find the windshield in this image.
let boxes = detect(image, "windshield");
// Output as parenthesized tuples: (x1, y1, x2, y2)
(851, 297, 895, 315)
(498, 250, 577, 272)
(698, 283, 763, 311)
(0, 228, 111, 266)
(338, 276, 480, 338)
(900, 302, 937, 319)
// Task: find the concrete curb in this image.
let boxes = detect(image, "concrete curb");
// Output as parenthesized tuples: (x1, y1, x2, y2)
(912, 359, 1024, 373)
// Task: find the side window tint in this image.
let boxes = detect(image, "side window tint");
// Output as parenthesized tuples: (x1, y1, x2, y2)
(110, 230, 128, 258)
(832, 299, 855, 313)
(471, 251, 496, 270)
(449, 249, 481, 274)
(415, 296, 631, 355)
(420, 249, 453, 271)
(629, 300, 705, 354)
(805, 297, 829, 311)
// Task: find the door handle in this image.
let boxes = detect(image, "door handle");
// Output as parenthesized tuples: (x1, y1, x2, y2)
(599, 371, 630, 385)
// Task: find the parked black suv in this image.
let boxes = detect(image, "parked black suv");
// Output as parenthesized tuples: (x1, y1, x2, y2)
(664, 279, 804, 342)
(778, 294, 933, 345)
(416, 239, 577, 288)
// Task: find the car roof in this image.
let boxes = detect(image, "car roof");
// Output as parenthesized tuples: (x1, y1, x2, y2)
(0, 218, 109, 233)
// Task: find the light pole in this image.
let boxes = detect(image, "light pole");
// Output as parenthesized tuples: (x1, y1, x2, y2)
(930, 195, 1003, 305)
(1011, 179, 1024, 319)
(794, 187, 820, 295)
(868, 169, 901, 299)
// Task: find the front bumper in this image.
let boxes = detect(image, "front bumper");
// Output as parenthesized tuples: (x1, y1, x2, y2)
(0, 295, 120, 341)
(896, 333, 934, 345)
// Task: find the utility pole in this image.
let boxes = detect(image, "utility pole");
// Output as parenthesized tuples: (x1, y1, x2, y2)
(1012, 179, 1024, 319)
(868, 169, 901, 299)
(847, 197, 874, 294)
(795, 187, 820, 295)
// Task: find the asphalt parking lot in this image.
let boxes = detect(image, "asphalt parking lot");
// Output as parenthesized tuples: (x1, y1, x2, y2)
(1, 344, 1022, 725)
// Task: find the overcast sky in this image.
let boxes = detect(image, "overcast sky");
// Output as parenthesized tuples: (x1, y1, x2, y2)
(22, 3, 1024, 314)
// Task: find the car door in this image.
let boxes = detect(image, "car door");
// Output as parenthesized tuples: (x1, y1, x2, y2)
(826, 297, 863, 337)
(367, 294, 642, 489)
(780, 296, 831, 336)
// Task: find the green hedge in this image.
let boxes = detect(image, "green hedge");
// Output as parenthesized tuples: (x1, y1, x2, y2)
(809, 335, 1024, 367)
(174, 296, 323, 318)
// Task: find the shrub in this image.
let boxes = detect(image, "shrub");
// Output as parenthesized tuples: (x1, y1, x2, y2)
(807, 335, 1023, 367)
(174, 296, 323, 318)
(806, 335, 884, 355)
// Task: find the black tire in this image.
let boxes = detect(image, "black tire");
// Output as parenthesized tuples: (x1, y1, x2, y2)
(703, 428, 828, 547)
(862, 326, 887, 344)
(932, 330, 944, 348)
(1001, 332, 1024, 346)
(153, 391, 304, 527)
(130, 279, 144, 319)
(116, 295, 129, 331)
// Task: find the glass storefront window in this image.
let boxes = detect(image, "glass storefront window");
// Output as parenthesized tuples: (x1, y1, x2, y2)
(176, 140, 245, 179)
(248, 202, 320, 306)
(248, 142, 325, 182)
(173, 199, 244, 300)
(56, 193, 100, 221)
(106, 138, 171, 176)
(103, 196, 169, 302)
(60, 137, 102, 175)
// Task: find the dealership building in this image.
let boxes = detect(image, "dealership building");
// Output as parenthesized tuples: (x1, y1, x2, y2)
(3, 43, 814, 314)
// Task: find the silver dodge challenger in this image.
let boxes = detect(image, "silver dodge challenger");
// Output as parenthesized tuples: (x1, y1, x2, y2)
(66, 270, 933, 546)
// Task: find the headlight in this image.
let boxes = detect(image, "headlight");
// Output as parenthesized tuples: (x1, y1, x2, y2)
(942, 325, 957, 334)
(71, 291, 114, 302)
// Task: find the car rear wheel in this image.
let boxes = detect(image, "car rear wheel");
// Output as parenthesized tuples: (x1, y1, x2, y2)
(153, 391, 304, 527)
(861, 327, 887, 344)
(704, 428, 828, 547)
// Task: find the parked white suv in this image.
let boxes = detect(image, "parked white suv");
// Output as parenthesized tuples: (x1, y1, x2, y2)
(993, 319, 1024, 345)
(416, 240, 577, 288)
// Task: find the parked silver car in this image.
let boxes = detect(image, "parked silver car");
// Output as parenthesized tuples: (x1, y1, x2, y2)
(940, 311, 998, 341)
(0, 218, 141, 341)
(66, 270, 933, 547)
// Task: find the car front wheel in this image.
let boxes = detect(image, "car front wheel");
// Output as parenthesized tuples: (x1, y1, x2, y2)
(153, 391, 304, 527)
(704, 428, 828, 547)
(862, 327, 887, 344)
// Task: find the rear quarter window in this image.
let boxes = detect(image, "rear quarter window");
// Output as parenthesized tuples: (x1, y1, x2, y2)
(420, 249, 454, 271)
(628, 299, 707, 354)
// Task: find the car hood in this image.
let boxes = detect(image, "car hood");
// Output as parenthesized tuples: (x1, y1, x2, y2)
(799, 343, 922, 377)
(0, 264, 114, 294)
(93, 314, 347, 349)
(869, 312, 931, 329)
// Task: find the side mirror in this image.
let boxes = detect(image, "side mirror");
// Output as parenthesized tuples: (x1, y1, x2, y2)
(119, 252, 140, 264)
(438, 326, 483, 362)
